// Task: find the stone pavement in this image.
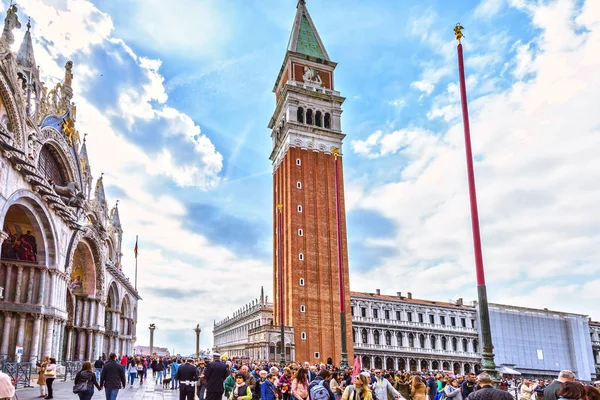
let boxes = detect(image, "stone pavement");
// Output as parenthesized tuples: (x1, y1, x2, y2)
(16, 373, 182, 400)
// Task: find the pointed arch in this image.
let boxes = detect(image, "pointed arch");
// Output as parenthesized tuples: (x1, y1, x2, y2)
(65, 226, 106, 296)
(0, 59, 26, 149)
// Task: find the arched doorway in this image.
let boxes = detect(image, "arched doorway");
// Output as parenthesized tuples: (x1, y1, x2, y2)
(421, 360, 428, 371)
(464, 363, 471, 373)
(386, 357, 394, 370)
(1, 204, 41, 262)
(442, 361, 450, 371)
(362, 356, 370, 369)
(398, 359, 406, 371)
(409, 359, 417, 372)
(432, 360, 439, 370)
(475, 364, 481, 374)
(374, 356, 382, 369)
(453, 362, 460, 374)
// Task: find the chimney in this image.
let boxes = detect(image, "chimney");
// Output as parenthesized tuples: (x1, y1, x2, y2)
(407, 292, 412, 299)
(397, 292, 402, 298)
(376, 289, 381, 295)
(456, 298, 463, 306)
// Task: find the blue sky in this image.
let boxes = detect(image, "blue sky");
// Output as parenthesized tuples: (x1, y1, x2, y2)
(17, 0, 600, 353)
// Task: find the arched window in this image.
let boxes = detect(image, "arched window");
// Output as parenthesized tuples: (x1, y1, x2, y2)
(473, 339, 479, 353)
(462, 338, 468, 352)
(397, 332, 403, 346)
(419, 334, 425, 348)
(306, 109, 313, 125)
(385, 331, 391, 346)
(297, 107, 304, 123)
(324, 113, 331, 129)
(408, 333, 414, 347)
(315, 111, 322, 127)
(361, 329, 368, 344)
(353, 330, 356, 343)
(374, 330, 380, 345)
(452, 337, 458, 351)
(38, 145, 66, 185)
(431, 335, 437, 349)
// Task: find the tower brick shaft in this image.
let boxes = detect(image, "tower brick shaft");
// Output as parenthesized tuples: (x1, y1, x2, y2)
(269, 1, 353, 365)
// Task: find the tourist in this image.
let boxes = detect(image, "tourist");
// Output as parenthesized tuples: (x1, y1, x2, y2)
(36, 356, 48, 398)
(94, 356, 105, 383)
(231, 373, 253, 400)
(411, 376, 427, 400)
(127, 362, 138, 387)
(241, 365, 257, 394)
(74, 361, 102, 400)
(461, 374, 476, 399)
(557, 382, 585, 400)
(136, 358, 146, 385)
(535, 381, 547, 400)
(196, 359, 208, 400)
(443, 378, 463, 400)
(225, 369, 238, 399)
(584, 386, 600, 400)
(170, 359, 180, 390)
(372, 369, 399, 400)
(0, 370, 15, 400)
(544, 371, 576, 400)
(256, 370, 269, 400)
(154, 358, 165, 385)
(120, 355, 128, 375)
(309, 370, 335, 400)
(205, 353, 228, 400)
(521, 380, 536, 400)
(280, 367, 292, 400)
(44, 357, 57, 399)
(292, 367, 309, 400)
(262, 374, 279, 400)
(396, 374, 411, 400)
(330, 371, 344, 400)
(466, 373, 512, 400)
(100, 352, 126, 400)
(342, 373, 372, 400)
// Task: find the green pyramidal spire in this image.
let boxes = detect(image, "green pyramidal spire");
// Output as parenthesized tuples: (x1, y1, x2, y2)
(287, 0, 330, 60)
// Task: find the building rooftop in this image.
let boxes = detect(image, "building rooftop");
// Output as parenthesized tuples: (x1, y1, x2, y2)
(350, 291, 474, 309)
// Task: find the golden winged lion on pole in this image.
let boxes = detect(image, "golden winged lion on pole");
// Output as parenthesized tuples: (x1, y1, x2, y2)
(454, 23, 465, 44)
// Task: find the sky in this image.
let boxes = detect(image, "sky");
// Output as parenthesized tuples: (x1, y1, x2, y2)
(13, 0, 600, 354)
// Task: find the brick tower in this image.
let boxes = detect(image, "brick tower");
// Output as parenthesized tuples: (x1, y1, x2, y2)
(269, 0, 353, 365)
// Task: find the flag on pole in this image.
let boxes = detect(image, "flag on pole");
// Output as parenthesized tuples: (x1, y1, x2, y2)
(134, 236, 138, 258)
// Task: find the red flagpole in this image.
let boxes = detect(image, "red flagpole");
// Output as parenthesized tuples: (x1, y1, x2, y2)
(455, 24, 497, 377)
(277, 204, 285, 364)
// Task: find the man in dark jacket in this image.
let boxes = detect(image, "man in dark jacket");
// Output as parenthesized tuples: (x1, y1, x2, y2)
(94, 357, 105, 382)
(176, 358, 199, 400)
(467, 373, 513, 400)
(426, 374, 437, 400)
(462, 373, 477, 398)
(544, 370, 575, 400)
(204, 353, 228, 400)
(100, 353, 126, 400)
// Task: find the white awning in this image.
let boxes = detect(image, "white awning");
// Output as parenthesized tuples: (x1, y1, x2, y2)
(498, 366, 522, 375)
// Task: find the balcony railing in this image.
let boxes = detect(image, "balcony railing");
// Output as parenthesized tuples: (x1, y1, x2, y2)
(351, 316, 477, 333)
(353, 342, 481, 358)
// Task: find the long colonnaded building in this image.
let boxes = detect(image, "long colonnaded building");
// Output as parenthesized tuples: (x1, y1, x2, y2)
(0, 6, 139, 362)
(214, 290, 600, 380)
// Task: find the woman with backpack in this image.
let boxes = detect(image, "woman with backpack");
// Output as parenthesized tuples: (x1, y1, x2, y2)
(443, 379, 463, 400)
(73, 361, 102, 400)
(342, 373, 373, 400)
(292, 368, 309, 400)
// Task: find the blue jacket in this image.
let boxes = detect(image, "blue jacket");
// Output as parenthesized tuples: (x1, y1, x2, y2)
(171, 362, 180, 377)
(261, 380, 277, 400)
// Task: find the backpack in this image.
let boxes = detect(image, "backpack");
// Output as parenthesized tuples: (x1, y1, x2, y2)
(310, 380, 330, 400)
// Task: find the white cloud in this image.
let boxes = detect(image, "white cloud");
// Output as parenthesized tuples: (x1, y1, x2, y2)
(474, 0, 505, 18)
(348, 0, 600, 321)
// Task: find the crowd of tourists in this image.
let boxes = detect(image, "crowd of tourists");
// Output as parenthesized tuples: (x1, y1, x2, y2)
(1, 354, 599, 400)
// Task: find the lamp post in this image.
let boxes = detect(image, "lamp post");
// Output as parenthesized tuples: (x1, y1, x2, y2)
(454, 23, 498, 378)
(194, 325, 201, 359)
(149, 324, 156, 356)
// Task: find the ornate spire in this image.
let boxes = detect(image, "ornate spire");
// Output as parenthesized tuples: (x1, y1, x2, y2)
(287, 0, 329, 60)
(16, 17, 36, 71)
(79, 133, 90, 173)
(110, 200, 121, 228)
(95, 172, 106, 203)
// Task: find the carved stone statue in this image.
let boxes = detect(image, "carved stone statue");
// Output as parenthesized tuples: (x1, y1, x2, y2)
(302, 66, 322, 85)
(0, 5, 20, 53)
(50, 180, 85, 209)
(64, 61, 73, 88)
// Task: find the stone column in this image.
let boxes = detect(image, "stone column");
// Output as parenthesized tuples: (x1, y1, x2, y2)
(16, 313, 26, 348)
(43, 317, 54, 357)
(26, 267, 35, 303)
(1, 312, 13, 355)
(37, 269, 46, 305)
(30, 314, 42, 361)
(4, 265, 12, 302)
(425, 335, 431, 349)
(14, 265, 23, 303)
(89, 301, 96, 326)
(82, 300, 89, 327)
(65, 327, 73, 360)
(86, 330, 93, 361)
(394, 358, 398, 371)
(468, 339, 474, 353)
(77, 329, 86, 360)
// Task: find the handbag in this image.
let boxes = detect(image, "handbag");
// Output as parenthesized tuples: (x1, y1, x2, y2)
(73, 377, 90, 394)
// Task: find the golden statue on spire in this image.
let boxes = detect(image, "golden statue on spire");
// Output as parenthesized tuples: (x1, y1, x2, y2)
(454, 23, 465, 44)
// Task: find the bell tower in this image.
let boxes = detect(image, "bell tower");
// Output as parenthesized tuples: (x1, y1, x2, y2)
(270, 0, 353, 365)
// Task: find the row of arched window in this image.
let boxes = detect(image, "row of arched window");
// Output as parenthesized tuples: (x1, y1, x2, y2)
(297, 107, 331, 129)
(354, 329, 479, 353)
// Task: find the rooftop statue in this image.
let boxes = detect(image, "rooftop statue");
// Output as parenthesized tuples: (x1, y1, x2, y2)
(0, 5, 21, 53)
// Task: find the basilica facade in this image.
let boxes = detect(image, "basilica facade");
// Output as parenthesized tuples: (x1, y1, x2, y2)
(0, 6, 139, 362)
